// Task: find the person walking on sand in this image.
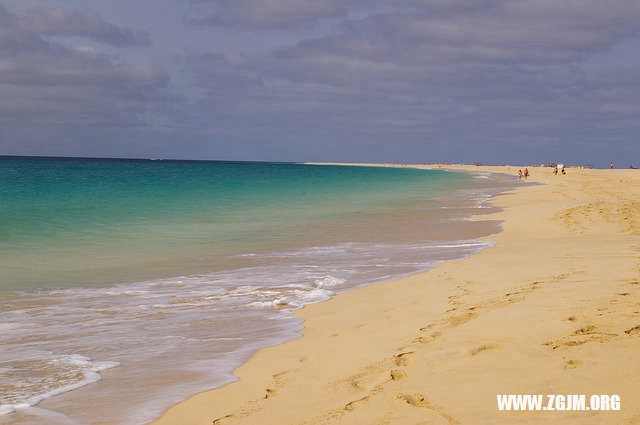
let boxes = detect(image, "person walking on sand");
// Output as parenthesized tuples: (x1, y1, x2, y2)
(518, 169, 523, 179)
(524, 168, 529, 179)
(561, 166, 566, 175)
(553, 166, 558, 175)
(610, 162, 614, 170)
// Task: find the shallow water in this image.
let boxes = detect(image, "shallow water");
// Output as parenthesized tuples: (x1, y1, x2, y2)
(0, 158, 517, 424)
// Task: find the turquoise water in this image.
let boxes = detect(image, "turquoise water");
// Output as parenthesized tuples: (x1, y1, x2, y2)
(1, 157, 470, 290)
(0, 157, 516, 425)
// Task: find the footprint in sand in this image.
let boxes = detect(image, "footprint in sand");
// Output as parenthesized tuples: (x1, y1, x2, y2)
(263, 370, 289, 398)
(396, 394, 460, 424)
(624, 325, 640, 335)
(544, 330, 616, 350)
(469, 344, 502, 356)
(546, 340, 587, 349)
(397, 394, 432, 408)
(573, 325, 597, 335)
(390, 370, 407, 381)
(395, 352, 415, 366)
(446, 312, 476, 327)
(419, 324, 436, 331)
(212, 414, 235, 424)
(350, 373, 385, 392)
(413, 332, 442, 345)
(564, 359, 583, 369)
(344, 395, 372, 411)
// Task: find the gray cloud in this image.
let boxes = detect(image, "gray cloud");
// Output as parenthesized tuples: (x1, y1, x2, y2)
(182, 0, 640, 164)
(0, 4, 172, 140)
(188, 0, 355, 29)
(187, 0, 513, 30)
(1, 0, 639, 165)
(0, 4, 150, 47)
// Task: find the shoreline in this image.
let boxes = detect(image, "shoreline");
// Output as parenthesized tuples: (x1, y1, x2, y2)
(153, 164, 640, 424)
(2, 162, 507, 425)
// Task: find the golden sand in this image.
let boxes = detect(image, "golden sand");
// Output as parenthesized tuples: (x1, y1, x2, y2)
(152, 165, 640, 425)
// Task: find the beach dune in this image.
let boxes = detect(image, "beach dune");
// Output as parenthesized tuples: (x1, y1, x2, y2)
(153, 165, 640, 425)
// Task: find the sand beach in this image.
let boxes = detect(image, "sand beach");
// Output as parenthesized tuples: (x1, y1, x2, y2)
(152, 164, 640, 425)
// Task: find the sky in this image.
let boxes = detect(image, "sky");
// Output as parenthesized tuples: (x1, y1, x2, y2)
(0, 0, 639, 166)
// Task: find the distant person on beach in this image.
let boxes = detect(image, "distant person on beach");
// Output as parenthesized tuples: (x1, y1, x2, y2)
(524, 168, 529, 179)
(610, 162, 614, 170)
(553, 166, 558, 175)
(518, 169, 523, 179)
(561, 166, 566, 174)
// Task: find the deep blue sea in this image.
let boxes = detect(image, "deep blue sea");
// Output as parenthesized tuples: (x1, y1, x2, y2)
(0, 157, 516, 424)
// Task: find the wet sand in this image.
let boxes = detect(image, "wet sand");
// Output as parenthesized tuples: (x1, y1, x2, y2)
(152, 164, 640, 425)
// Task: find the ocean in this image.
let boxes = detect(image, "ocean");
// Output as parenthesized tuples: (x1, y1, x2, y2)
(0, 157, 517, 424)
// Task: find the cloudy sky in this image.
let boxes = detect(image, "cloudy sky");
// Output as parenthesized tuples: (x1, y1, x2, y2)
(1, 0, 639, 166)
